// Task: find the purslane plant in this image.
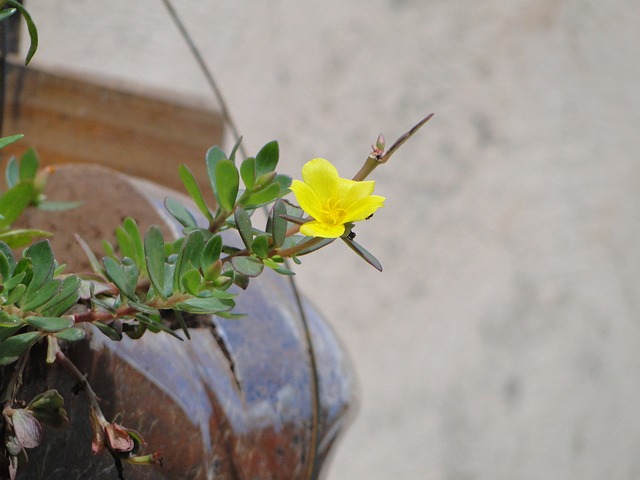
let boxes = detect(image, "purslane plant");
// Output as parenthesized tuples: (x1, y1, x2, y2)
(0, 3, 434, 478)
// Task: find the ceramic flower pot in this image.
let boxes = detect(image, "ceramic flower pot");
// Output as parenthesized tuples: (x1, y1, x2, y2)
(5, 164, 355, 479)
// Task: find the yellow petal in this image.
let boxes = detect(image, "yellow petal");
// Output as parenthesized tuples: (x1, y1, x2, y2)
(300, 221, 345, 238)
(339, 179, 376, 207)
(301, 158, 339, 203)
(290, 179, 324, 220)
(342, 195, 385, 223)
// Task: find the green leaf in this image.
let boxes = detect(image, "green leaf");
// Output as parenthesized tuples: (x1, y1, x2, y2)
(175, 296, 234, 314)
(7, 0, 38, 65)
(40, 275, 81, 317)
(255, 141, 279, 177)
(54, 327, 86, 342)
(242, 183, 281, 208)
(5, 156, 19, 188)
(0, 331, 41, 366)
(24, 240, 55, 295)
(103, 257, 138, 302)
(0, 228, 51, 248)
(122, 217, 145, 270)
(230, 256, 264, 277)
(251, 234, 270, 259)
(0, 9, 17, 23)
(94, 321, 122, 341)
(234, 207, 253, 249)
(144, 226, 168, 299)
(74, 234, 103, 274)
(27, 389, 69, 428)
(165, 197, 197, 229)
(264, 258, 295, 275)
(19, 148, 39, 182)
(36, 200, 83, 211)
(296, 237, 335, 255)
(0, 240, 15, 279)
(5, 283, 26, 305)
(240, 157, 256, 190)
(180, 268, 202, 295)
(25, 316, 73, 332)
(341, 237, 383, 271)
(205, 145, 227, 202)
(21, 279, 61, 312)
(0, 133, 23, 150)
(0, 182, 37, 228)
(173, 229, 204, 292)
(178, 164, 213, 221)
(215, 159, 239, 212)
(228, 136, 243, 162)
(201, 235, 222, 269)
(269, 199, 288, 248)
(0, 319, 24, 342)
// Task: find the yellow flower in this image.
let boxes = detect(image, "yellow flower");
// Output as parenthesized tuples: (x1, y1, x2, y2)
(290, 158, 385, 238)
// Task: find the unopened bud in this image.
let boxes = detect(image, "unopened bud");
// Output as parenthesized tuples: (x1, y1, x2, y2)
(375, 133, 385, 152)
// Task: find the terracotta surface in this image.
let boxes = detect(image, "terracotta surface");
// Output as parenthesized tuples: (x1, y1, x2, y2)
(9, 165, 354, 479)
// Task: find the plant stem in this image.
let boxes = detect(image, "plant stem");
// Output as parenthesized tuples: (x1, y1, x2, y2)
(54, 349, 108, 425)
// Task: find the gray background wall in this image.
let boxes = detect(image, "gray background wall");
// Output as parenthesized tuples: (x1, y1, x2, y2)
(23, 1, 640, 478)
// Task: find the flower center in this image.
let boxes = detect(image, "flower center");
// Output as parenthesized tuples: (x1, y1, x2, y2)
(320, 197, 347, 225)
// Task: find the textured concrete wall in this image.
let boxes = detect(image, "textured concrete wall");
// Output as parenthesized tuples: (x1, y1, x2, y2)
(22, 0, 640, 478)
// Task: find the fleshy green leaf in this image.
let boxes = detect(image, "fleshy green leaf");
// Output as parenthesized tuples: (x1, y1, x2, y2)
(180, 268, 202, 295)
(94, 321, 122, 341)
(228, 136, 243, 162)
(215, 159, 239, 212)
(0, 228, 52, 248)
(178, 164, 213, 221)
(264, 258, 295, 276)
(24, 241, 55, 295)
(122, 217, 145, 271)
(27, 389, 69, 428)
(0, 182, 37, 228)
(269, 199, 288, 248)
(103, 257, 138, 302)
(0, 240, 16, 278)
(74, 234, 103, 274)
(255, 141, 279, 177)
(54, 327, 86, 342)
(242, 183, 281, 208)
(36, 200, 83, 211)
(165, 197, 197, 229)
(173, 230, 204, 292)
(240, 157, 256, 190)
(0, 133, 23, 150)
(7, 0, 38, 65)
(25, 316, 73, 332)
(201, 235, 222, 269)
(21, 279, 61, 312)
(0, 331, 41, 365)
(251, 234, 270, 259)
(19, 148, 39, 182)
(234, 207, 253, 249)
(40, 275, 81, 317)
(144, 226, 168, 299)
(5, 156, 19, 188)
(230, 256, 264, 277)
(175, 296, 234, 314)
(205, 145, 227, 203)
(0, 8, 16, 22)
(341, 237, 383, 271)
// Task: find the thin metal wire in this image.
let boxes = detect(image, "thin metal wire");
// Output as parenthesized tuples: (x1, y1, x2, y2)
(160, 2, 321, 478)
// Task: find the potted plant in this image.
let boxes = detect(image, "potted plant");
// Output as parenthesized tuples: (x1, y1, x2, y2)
(0, 5, 431, 479)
